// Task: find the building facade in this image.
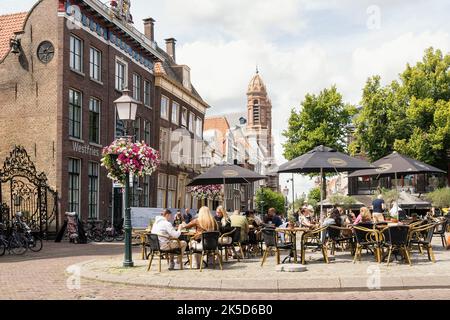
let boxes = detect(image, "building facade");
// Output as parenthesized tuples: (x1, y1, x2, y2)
(203, 70, 279, 211)
(0, 0, 208, 232)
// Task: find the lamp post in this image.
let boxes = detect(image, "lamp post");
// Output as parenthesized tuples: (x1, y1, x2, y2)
(282, 186, 289, 216)
(114, 88, 140, 268)
(286, 173, 295, 213)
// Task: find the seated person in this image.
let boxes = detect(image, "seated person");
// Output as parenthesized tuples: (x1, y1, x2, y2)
(263, 208, 283, 227)
(321, 208, 342, 242)
(298, 206, 316, 228)
(353, 207, 373, 226)
(151, 209, 187, 270)
(173, 210, 185, 228)
(230, 210, 249, 242)
(180, 206, 219, 268)
(215, 206, 233, 245)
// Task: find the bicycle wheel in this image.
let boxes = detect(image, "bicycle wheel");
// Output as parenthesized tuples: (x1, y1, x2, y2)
(104, 232, 114, 242)
(28, 235, 43, 252)
(10, 235, 28, 255)
(115, 231, 125, 242)
(93, 231, 104, 242)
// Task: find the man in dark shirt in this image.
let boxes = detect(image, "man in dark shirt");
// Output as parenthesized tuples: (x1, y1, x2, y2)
(372, 195, 385, 222)
(263, 208, 283, 227)
(184, 208, 192, 224)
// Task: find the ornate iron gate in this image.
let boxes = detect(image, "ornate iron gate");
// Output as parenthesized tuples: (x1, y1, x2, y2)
(0, 146, 58, 237)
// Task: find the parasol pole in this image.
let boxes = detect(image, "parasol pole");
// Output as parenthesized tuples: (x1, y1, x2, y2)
(320, 167, 324, 221)
(223, 177, 226, 212)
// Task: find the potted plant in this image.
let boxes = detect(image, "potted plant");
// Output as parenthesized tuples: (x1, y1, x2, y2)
(101, 138, 160, 184)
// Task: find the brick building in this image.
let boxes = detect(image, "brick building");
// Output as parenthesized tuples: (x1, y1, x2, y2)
(0, 0, 208, 231)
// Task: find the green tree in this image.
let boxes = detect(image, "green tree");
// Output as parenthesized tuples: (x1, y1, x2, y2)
(255, 188, 286, 216)
(352, 47, 450, 169)
(307, 187, 321, 205)
(283, 86, 357, 160)
(282, 86, 357, 199)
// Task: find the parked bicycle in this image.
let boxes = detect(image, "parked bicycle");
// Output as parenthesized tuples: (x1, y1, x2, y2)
(0, 222, 28, 256)
(84, 219, 104, 242)
(103, 218, 125, 242)
(14, 214, 43, 252)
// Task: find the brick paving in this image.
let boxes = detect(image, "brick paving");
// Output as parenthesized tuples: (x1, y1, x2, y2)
(0, 240, 449, 300)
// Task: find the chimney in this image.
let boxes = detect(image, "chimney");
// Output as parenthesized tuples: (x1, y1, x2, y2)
(143, 18, 155, 42)
(165, 38, 176, 62)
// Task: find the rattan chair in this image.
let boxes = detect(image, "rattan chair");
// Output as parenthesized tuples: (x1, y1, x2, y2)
(146, 233, 185, 272)
(230, 226, 246, 260)
(327, 225, 355, 255)
(300, 226, 329, 265)
(352, 225, 381, 263)
(380, 225, 411, 266)
(408, 223, 436, 263)
(218, 228, 239, 262)
(260, 228, 294, 267)
(189, 231, 223, 272)
(433, 219, 448, 248)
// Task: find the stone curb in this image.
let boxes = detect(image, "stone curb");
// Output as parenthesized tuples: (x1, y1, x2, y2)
(74, 260, 450, 293)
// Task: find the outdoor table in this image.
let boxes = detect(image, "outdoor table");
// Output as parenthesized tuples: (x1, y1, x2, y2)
(275, 227, 309, 263)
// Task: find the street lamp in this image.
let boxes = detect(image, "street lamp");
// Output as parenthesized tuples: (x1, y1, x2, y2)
(282, 186, 289, 215)
(286, 173, 295, 213)
(114, 88, 140, 268)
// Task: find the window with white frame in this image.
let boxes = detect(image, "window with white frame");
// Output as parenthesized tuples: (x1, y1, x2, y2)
(68, 158, 80, 215)
(144, 80, 151, 107)
(157, 173, 167, 208)
(69, 89, 82, 139)
(167, 175, 177, 208)
(132, 73, 141, 101)
(196, 117, 203, 137)
(89, 47, 101, 81)
(88, 162, 99, 219)
(160, 95, 169, 120)
(189, 112, 195, 133)
(70, 35, 83, 72)
(115, 59, 127, 91)
(89, 98, 100, 144)
(159, 128, 169, 162)
(181, 107, 187, 127)
(171, 101, 179, 124)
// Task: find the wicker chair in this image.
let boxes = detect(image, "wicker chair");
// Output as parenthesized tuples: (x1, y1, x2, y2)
(380, 225, 411, 266)
(260, 228, 294, 267)
(218, 228, 239, 262)
(327, 225, 355, 255)
(352, 226, 381, 263)
(433, 219, 448, 248)
(145, 233, 185, 272)
(300, 226, 329, 265)
(409, 223, 436, 263)
(189, 231, 223, 272)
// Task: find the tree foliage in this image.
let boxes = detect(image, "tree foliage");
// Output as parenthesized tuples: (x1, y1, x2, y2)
(328, 193, 357, 209)
(282, 86, 357, 160)
(255, 188, 285, 216)
(351, 47, 450, 169)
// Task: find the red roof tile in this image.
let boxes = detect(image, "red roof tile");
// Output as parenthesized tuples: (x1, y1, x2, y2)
(0, 12, 28, 61)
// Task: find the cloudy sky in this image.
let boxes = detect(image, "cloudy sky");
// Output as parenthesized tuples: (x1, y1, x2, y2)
(2, 0, 450, 199)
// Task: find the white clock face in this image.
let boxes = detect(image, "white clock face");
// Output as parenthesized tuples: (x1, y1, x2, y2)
(37, 41, 54, 64)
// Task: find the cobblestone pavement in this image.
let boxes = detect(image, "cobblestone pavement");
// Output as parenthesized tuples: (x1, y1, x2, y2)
(0, 240, 449, 300)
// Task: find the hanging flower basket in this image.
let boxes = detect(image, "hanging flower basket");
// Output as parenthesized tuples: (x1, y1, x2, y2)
(187, 184, 223, 200)
(101, 138, 160, 184)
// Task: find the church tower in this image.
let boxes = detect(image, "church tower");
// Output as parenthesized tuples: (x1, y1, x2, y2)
(246, 69, 273, 157)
